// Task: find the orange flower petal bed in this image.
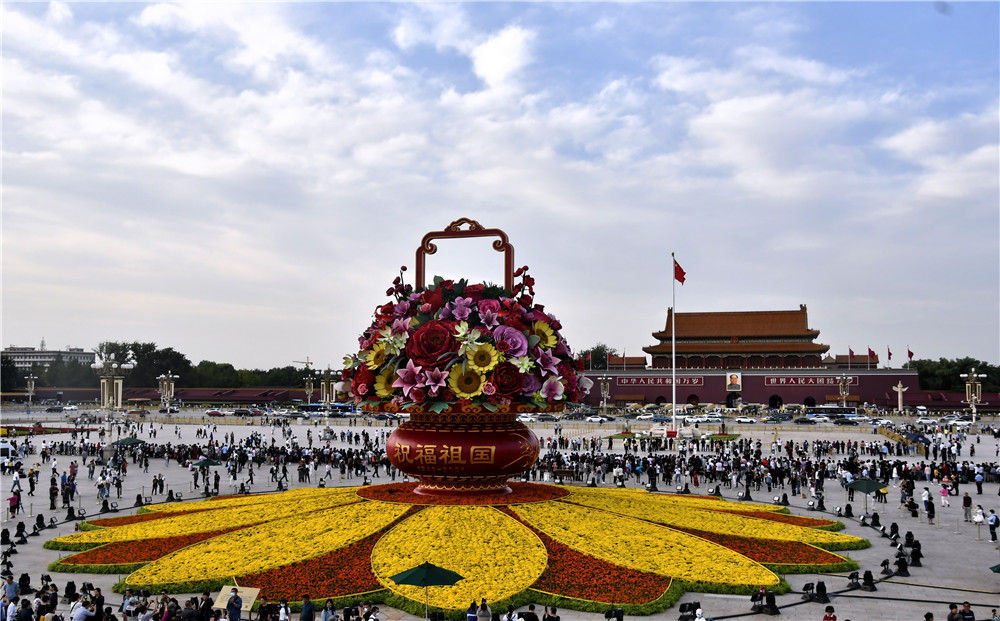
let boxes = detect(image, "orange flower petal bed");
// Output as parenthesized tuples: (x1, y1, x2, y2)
(499, 508, 672, 604)
(673, 528, 845, 566)
(237, 507, 423, 599)
(86, 510, 211, 528)
(356, 482, 568, 505)
(63, 528, 241, 565)
(712, 510, 838, 528)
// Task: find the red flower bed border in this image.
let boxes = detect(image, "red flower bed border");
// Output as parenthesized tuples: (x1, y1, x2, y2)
(498, 508, 671, 605)
(63, 527, 243, 565)
(711, 510, 836, 528)
(356, 482, 568, 506)
(671, 528, 844, 566)
(237, 507, 424, 600)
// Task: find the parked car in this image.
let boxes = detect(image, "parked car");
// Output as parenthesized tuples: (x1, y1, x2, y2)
(63, 404, 78, 411)
(46, 406, 65, 413)
(793, 417, 817, 425)
(762, 417, 782, 424)
(586, 415, 614, 423)
(516, 414, 537, 423)
(734, 417, 756, 424)
(915, 417, 938, 425)
(809, 415, 831, 422)
(635, 413, 655, 420)
(205, 410, 224, 417)
(702, 416, 723, 424)
(374, 413, 399, 421)
(233, 408, 252, 417)
(537, 413, 558, 422)
(833, 418, 859, 426)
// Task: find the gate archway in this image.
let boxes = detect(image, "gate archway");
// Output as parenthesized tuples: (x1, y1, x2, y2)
(726, 392, 741, 408)
(803, 396, 817, 407)
(768, 394, 783, 409)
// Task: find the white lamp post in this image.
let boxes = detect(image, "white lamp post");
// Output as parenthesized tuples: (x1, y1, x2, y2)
(25, 373, 38, 413)
(157, 371, 180, 411)
(91, 352, 135, 411)
(960, 368, 988, 424)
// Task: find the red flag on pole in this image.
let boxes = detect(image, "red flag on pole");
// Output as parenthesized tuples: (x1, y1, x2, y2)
(848, 348, 854, 359)
(907, 348, 914, 361)
(867, 347, 876, 360)
(887, 347, 892, 361)
(673, 259, 686, 284)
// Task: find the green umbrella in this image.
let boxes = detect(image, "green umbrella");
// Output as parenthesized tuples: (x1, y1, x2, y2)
(847, 478, 885, 512)
(192, 459, 222, 467)
(389, 562, 464, 618)
(989, 563, 1000, 573)
(112, 437, 145, 447)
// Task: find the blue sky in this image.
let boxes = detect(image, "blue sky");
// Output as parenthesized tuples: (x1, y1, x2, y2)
(2, 2, 997, 369)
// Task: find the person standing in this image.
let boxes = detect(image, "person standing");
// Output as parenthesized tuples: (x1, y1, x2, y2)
(299, 598, 314, 621)
(225, 589, 242, 621)
(988, 509, 999, 542)
(963, 493, 973, 522)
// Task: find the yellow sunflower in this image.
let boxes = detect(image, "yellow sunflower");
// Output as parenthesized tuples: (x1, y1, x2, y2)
(366, 343, 388, 370)
(467, 343, 499, 373)
(374, 368, 395, 398)
(448, 365, 485, 398)
(531, 321, 557, 348)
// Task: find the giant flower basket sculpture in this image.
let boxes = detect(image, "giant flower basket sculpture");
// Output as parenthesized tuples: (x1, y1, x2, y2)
(343, 218, 591, 495)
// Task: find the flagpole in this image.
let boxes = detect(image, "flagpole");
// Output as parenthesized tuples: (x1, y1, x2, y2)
(671, 252, 677, 433)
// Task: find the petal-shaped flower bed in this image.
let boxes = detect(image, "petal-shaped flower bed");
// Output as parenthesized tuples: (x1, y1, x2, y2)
(45, 484, 868, 616)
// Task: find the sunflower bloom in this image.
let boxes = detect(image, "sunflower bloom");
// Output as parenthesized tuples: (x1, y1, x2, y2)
(374, 368, 395, 398)
(531, 321, 557, 348)
(467, 343, 499, 373)
(448, 365, 485, 398)
(366, 343, 388, 370)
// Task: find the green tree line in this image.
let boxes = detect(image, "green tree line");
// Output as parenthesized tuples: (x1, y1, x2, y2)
(1, 341, 315, 390)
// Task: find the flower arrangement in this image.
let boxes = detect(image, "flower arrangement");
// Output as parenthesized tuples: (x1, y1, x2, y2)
(343, 267, 592, 414)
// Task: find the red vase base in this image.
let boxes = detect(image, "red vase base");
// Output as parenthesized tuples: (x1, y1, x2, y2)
(356, 481, 569, 505)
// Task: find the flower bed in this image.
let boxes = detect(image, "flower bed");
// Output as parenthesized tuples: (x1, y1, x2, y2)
(356, 481, 567, 505)
(239, 507, 421, 600)
(124, 500, 405, 590)
(713, 510, 840, 530)
(372, 506, 547, 609)
(670, 528, 851, 568)
(512, 501, 780, 590)
(50, 528, 244, 573)
(564, 489, 866, 550)
(498, 508, 672, 605)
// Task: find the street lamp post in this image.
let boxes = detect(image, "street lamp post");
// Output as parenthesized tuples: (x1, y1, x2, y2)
(960, 368, 988, 424)
(25, 373, 37, 414)
(838, 374, 851, 408)
(156, 371, 179, 411)
(319, 367, 336, 405)
(91, 353, 135, 411)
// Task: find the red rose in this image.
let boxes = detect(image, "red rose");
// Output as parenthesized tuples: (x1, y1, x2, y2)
(464, 283, 485, 302)
(420, 288, 445, 313)
(491, 362, 524, 396)
(410, 388, 427, 403)
(351, 366, 375, 396)
(405, 319, 457, 367)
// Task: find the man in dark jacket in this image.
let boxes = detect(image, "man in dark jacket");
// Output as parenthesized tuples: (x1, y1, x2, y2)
(300, 597, 315, 621)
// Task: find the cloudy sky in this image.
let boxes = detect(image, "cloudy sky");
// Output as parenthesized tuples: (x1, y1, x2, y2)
(3, 2, 998, 370)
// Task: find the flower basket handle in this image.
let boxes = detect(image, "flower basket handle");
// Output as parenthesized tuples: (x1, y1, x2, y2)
(415, 218, 515, 291)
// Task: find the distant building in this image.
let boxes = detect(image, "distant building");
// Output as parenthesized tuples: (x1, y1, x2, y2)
(2, 339, 96, 370)
(644, 305, 830, 369)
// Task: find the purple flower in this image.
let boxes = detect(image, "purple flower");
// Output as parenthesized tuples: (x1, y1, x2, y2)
(393, 301, 411, 317)
(450, 296, 474, 321)
(541, 376, 565, 401)
(578, 374, 594, 395)
(521, 372, 542, 396)
(493, 326, 528, 357)
(391, 318, 411, 336)
(408, 292, 423, 303)
(534, 347, 559, 377)
(479, 308, 500, 329)
(392, 359, 425, 398)
(423, 366, 448, 396)
(554, 337, 571, 357)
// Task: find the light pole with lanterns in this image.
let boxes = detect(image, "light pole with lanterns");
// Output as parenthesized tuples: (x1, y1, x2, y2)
(318, 367, 337, 405)
(598, 375, 612, 416)
(157, 371, 180, 411)
(960, 368, 988, 424)
(294, 357, 315, 404)
(838, 374, 851, 408)
(25, 373, 38, 414)
(91, 353, 135, 411)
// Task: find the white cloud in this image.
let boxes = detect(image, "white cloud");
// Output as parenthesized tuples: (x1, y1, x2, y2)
(470, 26, 535, 89)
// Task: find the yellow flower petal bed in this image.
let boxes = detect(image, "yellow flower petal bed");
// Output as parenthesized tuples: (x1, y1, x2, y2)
(126, 500, 408, 587)
(566, 490, 862, 548)
(372, 506, 547, 609)
(147, 487, 358, 514)
(513, 501, 779, 588)
(54, 492, 359, 546)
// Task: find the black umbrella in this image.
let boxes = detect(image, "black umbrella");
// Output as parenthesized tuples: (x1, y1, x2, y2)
(388, 562, 464, 618)
(191, 459, 222, 468)
(847, 478, 885, 512)
(111, 437, 145, 447)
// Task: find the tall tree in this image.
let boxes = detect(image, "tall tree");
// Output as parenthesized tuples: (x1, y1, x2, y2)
(911, 357, 999, 392)
(1, 357, 23, 390)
